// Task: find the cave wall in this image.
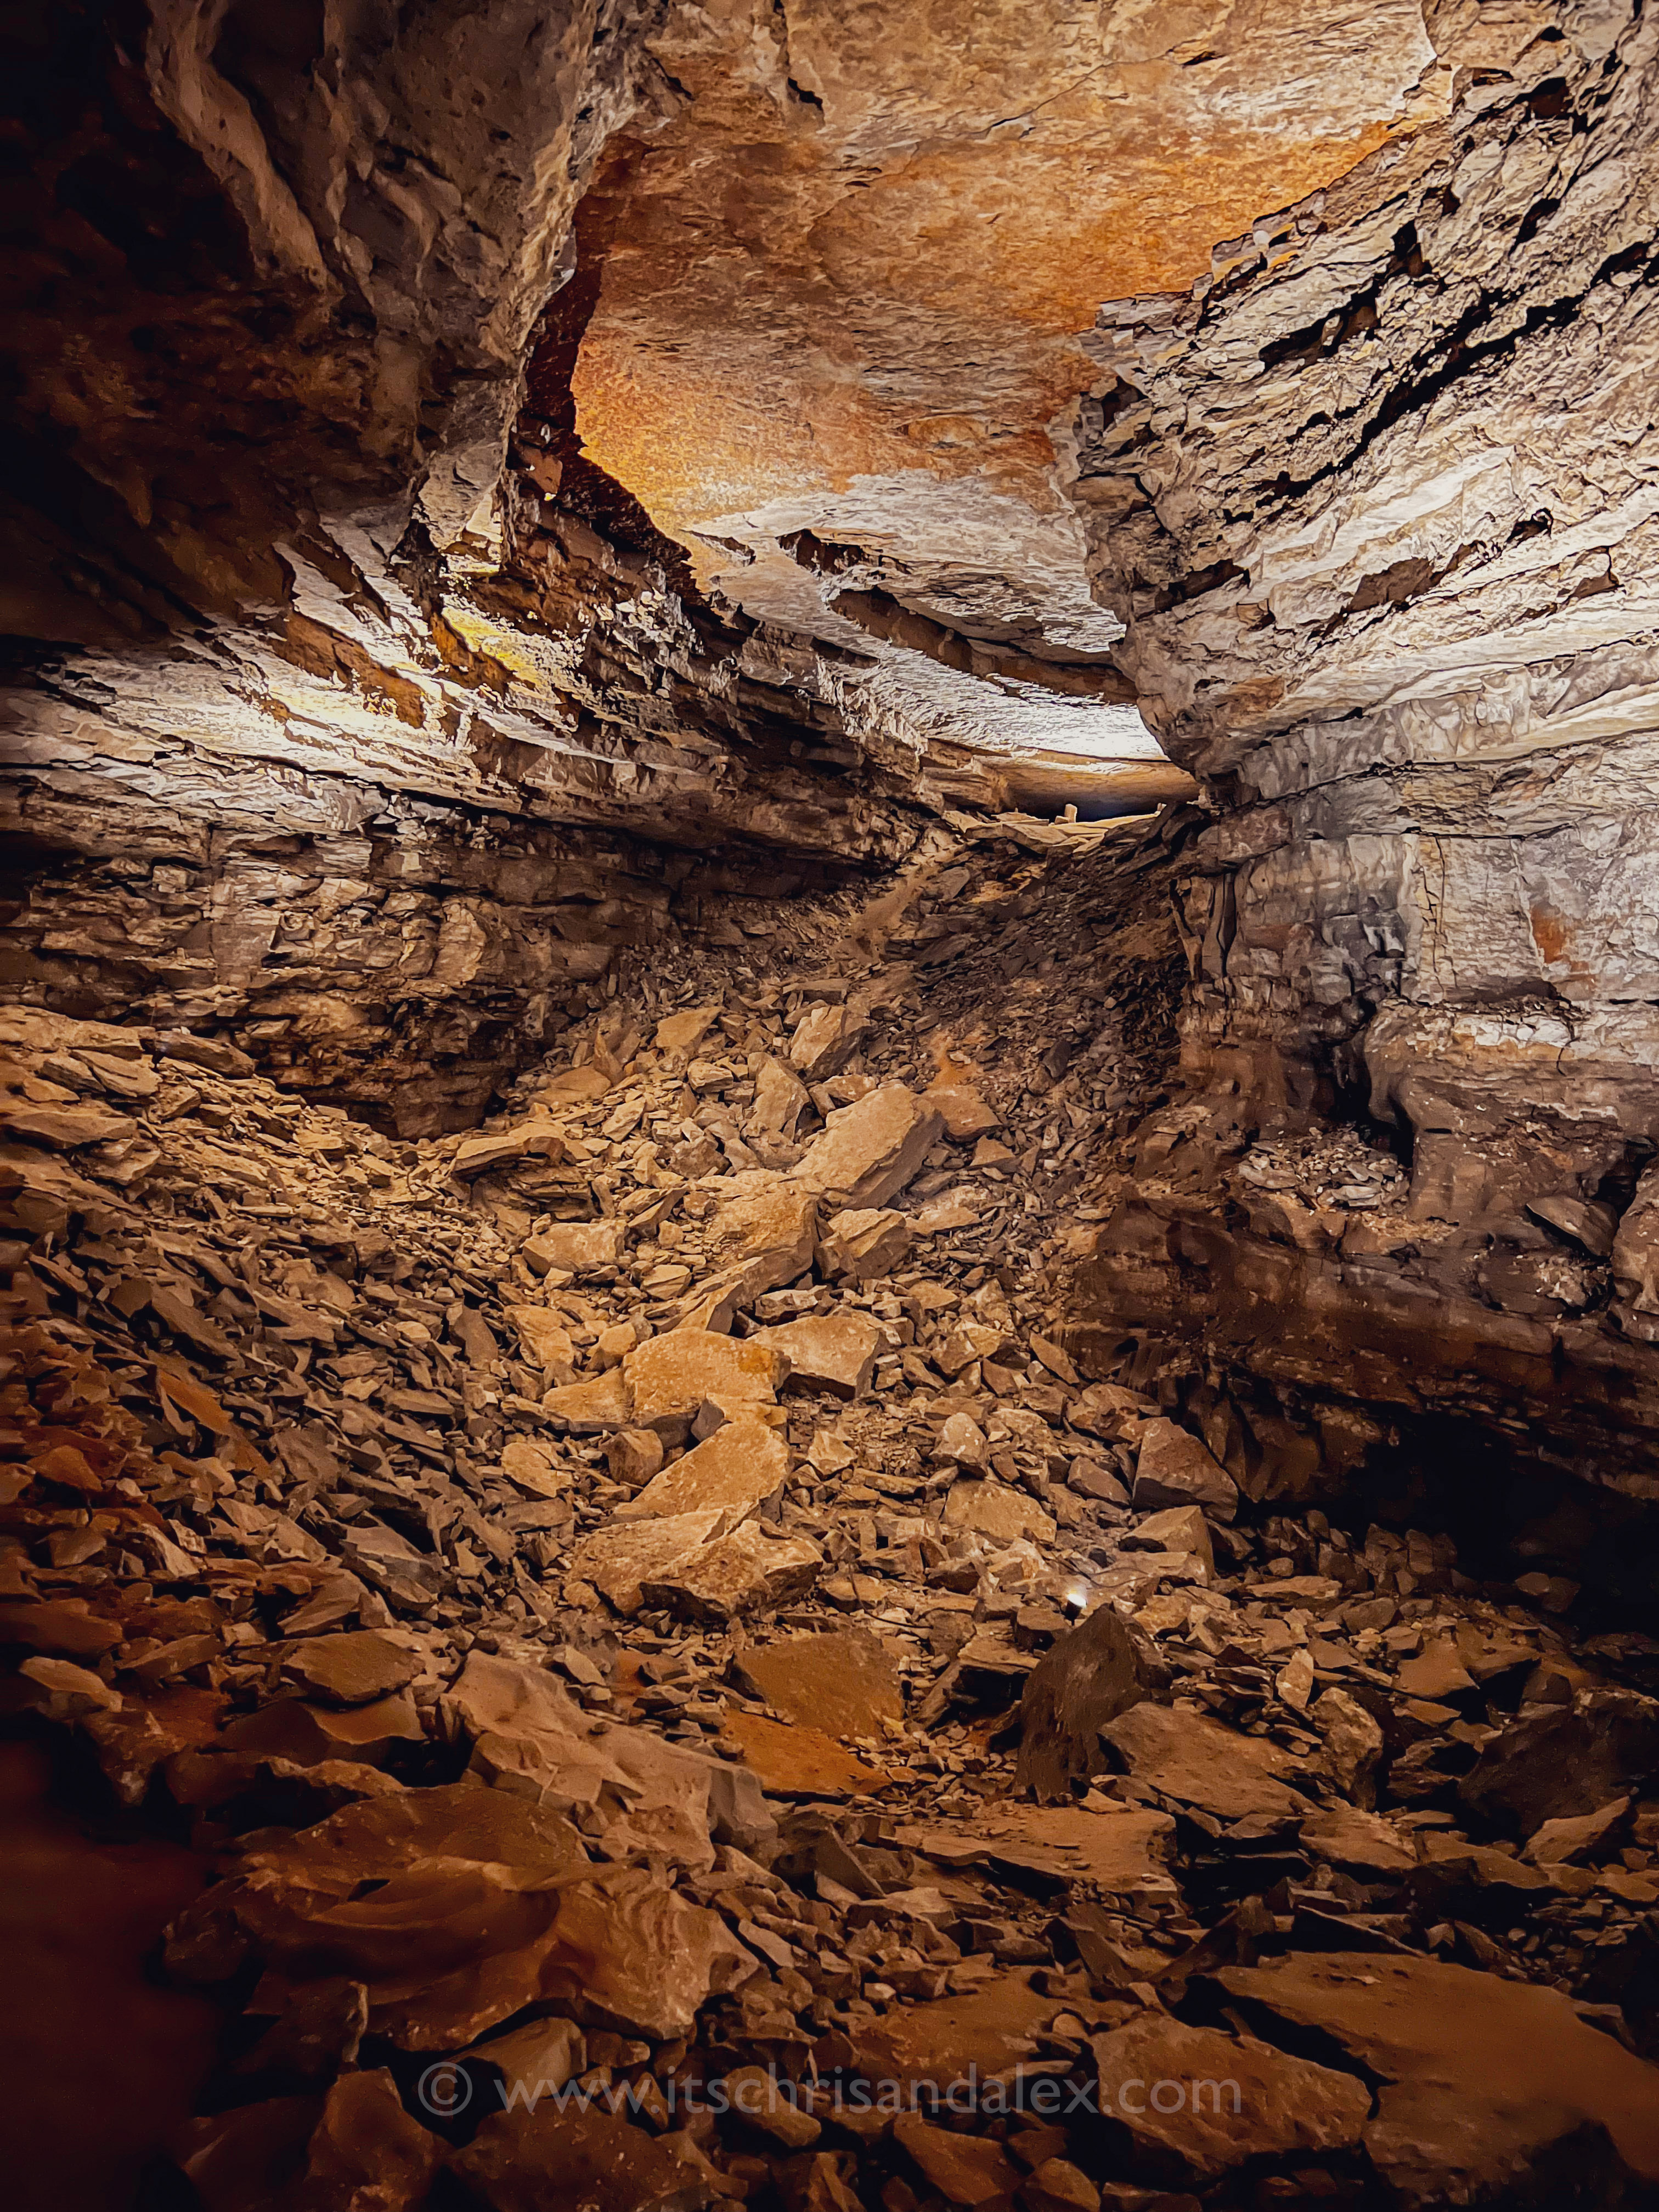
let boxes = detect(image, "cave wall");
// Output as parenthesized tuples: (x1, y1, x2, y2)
(1066, 0, 1659, 1556)
(1, 0, 966, 1121)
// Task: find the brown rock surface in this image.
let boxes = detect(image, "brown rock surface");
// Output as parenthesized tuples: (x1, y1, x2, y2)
(617, 1419, 790, 1531)
(794, 1086, 946, 1211)
(640, 1523, 823, 1625)
(738, 1628, 904, 1736)
(1016, 1602, 1150, 1801)
(1091, 2011, 1370, 2180)
(1102, 1703, 1313, 1826)
(1219, 1954, 1659, 2203)
(752, 1312, 884, 1400)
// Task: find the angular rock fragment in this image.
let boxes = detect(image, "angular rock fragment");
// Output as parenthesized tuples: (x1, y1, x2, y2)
(752, 1311, 883, 1398)
(1459, 1689, 1659, 1835)
(625, 1329, 785, 1435)
(1311, 1686, 1384, 1807)
(617, 1417, 789, 1528)
(524, 1221, 621, 1275)
(704, 1184, 819, 1300)
(300, 2067, 439, 2212)
(924, 1080, 1001, 1141)
(1102, 1703, 1312, 1825)
(1218, 1954, 1659, 2204)
(793, 1084, 945, 1210)
(789, 1002, 868, 1080)
(640, 1523, 822, 1624)
(1131, 1419, 1238, 1520)
(540, 1367, 633, 1434)
(219, 1692, 425, 1769)
(1122, 1503, 1212, 1571)
(943, 1477, 1055, 1547)
(894, 2112, 1021, 2204)
(605, 1427, 665, 1488)
(281, 1633, 420, 1707)
(1015, 1601, 1150, 1800)
(505, 1304, 578, 1378)
(818, 1205, 911, 1281)
(571, 1509, 725, 1613)
(1091, 2012, 1369, 2180)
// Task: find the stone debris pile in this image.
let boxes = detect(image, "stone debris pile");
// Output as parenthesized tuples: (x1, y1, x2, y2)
(2, 816, 1657, 2210)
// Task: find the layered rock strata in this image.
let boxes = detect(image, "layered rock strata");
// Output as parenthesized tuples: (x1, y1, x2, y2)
(1068, 0, 1659, 1554)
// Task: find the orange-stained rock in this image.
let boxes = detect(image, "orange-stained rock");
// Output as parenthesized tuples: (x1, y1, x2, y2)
(736, 1627, 905, 1741)
(623, 1328, 785, 1434)
(724, 1711, 896, 1798)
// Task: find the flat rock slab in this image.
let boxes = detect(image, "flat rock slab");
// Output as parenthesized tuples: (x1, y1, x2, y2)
(793, 1084, 945, 1210)
(524, 1221, 620, 1275)
(736, 1626, 906, 1742)
(851, 1974, 1053, 2093)
(751, 1311, 884, 1398)
(974, 1805, 1176, 1891)
(219, 1691, 423, 1768)
(280, 1632, 419, 1707)
(943, 1476, 1056, 1547)
(1217, 1952, 1659, 2204)
(1102, 1702, 1313, 1825)
(924, 1081, 1001, 1140)
(1091, 2011, 1369, 2181)
(1300, 1804, 1418, 1877)
(616, 1419, 789, 1530)
(724, 1709, 896, 1797)
(1132, 1418, 1238, 1520)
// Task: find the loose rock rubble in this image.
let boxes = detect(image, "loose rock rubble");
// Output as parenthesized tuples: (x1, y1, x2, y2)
(3, 815, 1657, 2211)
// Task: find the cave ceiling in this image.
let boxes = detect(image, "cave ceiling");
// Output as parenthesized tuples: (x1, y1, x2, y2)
(2, 0, 1470, 838)
(558, 0, 1449, 808)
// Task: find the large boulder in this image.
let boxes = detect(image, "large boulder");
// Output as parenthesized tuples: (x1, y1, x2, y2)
(1458, 1689, 1659, 1836)
(792, 1084, 945, 1210)
(1015, 1601, 1153, 1801)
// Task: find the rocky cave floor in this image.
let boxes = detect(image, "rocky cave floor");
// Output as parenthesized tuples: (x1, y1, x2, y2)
(3, 811, 1659, 2212)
